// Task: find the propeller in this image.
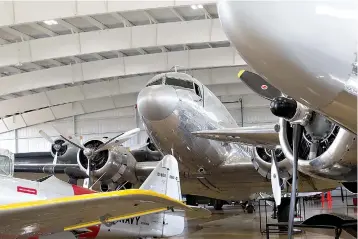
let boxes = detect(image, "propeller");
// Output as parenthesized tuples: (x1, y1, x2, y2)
(39, 130, 68, 166)
(53, 127, 140, 188)
(287, 124, 303, 238)
(270, 148, 281, 206)
(238, 70, 282, 101)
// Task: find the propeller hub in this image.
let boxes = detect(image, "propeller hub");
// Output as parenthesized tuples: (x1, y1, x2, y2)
(84, 148, 93, 157)
(53, 144, 61, 151)
(270, 97, 297, 120)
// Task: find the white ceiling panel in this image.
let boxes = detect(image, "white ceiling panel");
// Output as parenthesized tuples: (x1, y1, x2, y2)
(77, 1, 107, 15)
(46, 86, 85, 105)
(30, 34, 79, 61)
(51, 102, 85, 119)
(157, 19, 211, 45)
(13, 1, 76, 24)
(0, 92, 49, 118)
(81, 96, 115, 113)
(82, 58, 125, 81)
(82, 81, 114, 99)
(22, 108, 55, 126)
(124, 53, 167, 75)
(190, 47, 234, 68)
(0, 2, 14, 26)
(80, 28, 131, 54)
(132, 25, 157, 48)
(4, 115, 27, 130)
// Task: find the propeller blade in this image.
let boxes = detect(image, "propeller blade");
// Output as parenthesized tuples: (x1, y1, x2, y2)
(39, 130, 54, 144)
(308, 140, 319, 159)
(53, 151, 58, 165)
(238, 70, 282, 101)
(95, 128, 140, 153)
(288, 124, 303, 239)
(60, 135, 85, 150)
(270, 149, 281, 206)
(52, 125, 82, 147)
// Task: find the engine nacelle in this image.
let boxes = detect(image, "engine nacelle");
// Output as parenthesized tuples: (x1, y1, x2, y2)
(77, 138, 138, 184)
(252, 147, 292, 180)
(278, 114, 357, 182)
(50, 139, 78, 164)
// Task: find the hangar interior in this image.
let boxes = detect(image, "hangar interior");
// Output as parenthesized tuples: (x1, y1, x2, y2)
(0, 1, 356, 239)
(0, 1, 275, 153)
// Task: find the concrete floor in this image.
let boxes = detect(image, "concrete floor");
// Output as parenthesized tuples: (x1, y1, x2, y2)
(173, 198, 357, 239)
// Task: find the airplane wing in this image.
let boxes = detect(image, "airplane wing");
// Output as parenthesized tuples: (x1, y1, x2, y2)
(192, 125, 280, 147)
(0, 189, 195, 237)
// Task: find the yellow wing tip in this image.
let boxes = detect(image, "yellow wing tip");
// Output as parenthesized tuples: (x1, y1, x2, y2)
(237, 70, 245, 78)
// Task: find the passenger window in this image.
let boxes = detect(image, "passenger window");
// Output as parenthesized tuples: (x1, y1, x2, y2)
(194, 83, 201, 97)
(165, 78, 194, 90)
(147, 78, 163, 86)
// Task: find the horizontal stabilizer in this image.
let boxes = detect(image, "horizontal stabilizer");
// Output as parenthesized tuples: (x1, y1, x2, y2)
(192, 125, 280, 147)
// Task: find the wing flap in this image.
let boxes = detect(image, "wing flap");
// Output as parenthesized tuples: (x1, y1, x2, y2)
(0, 189, 191, 237)
(192, 125, 280, 147)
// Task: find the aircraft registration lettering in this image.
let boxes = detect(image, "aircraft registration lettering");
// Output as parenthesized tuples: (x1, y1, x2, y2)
(157, 172, 166, 177)
(114, 216, 141, 226)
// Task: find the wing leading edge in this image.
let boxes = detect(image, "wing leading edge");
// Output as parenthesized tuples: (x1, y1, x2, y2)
(192, 125, 280, 147)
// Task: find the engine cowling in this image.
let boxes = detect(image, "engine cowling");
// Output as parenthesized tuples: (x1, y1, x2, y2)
(278, 113, 357, 182)
(77, 138, 138, 184)
(50, 139, 78, 164)
(252, 147, 292, 180)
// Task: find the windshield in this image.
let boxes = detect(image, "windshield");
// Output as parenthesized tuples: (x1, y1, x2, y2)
(146, 78, 163, 87)
(165, 78, 194, 90)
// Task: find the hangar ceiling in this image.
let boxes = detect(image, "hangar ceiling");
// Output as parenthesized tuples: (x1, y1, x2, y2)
(0, 1, 275, 152)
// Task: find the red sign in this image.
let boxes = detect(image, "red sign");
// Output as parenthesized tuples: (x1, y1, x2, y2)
(17, 186, 37, 195)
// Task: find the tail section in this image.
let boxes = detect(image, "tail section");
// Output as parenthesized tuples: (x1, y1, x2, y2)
(139, 155, 184, 237)
(140, 154, 182, 201)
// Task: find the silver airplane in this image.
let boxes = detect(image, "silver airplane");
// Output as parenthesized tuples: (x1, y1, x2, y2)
(217, 0, 357, 133)
(136, 72, 340, 203)
(215, 0, 357, 188)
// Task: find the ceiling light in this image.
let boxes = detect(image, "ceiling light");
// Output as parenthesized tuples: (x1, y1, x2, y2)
(191, 5, 198, 10)
(197, 4, 203, 9)
(43, 20, 58, 25)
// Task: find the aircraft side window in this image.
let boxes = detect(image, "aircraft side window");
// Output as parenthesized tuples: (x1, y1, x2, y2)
(194, 83, 202, 98)
(165, 78, 194, 90)
(147, 78, 163, 86)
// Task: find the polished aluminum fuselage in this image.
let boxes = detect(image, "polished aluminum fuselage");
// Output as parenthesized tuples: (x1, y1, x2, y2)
(138, 79, 338, 200)
(218, 0, 357, 133)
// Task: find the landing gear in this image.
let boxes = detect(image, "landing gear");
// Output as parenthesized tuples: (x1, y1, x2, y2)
(213, 199, 224, 210)
(246, 204, 255, 214)
(186, 195, 198, 206)
(241, 201, 255, 214)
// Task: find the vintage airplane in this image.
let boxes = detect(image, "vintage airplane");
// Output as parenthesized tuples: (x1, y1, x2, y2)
(0, 155, 210, 239)
(217, 0, 357, 134)
(216, 0, 357, 236)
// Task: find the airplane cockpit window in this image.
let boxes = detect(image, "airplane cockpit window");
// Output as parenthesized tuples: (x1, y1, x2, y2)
(146, 78, 163, 87)
(194, 83, 201, 97)
(165, 78, 194, 90)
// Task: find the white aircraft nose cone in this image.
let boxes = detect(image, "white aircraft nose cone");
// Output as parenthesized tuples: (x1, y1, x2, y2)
(137, 85, 179, 121)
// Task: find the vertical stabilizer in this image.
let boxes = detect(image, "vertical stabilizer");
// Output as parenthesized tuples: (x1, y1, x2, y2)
(139, 155, 184, 237)
(140, 155, 181, 201)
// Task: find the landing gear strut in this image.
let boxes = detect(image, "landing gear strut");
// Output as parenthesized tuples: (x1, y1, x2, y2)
(214, 199, 224, 210)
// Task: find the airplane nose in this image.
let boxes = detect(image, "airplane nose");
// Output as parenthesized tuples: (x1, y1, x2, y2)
(137, 85, 179, 121)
